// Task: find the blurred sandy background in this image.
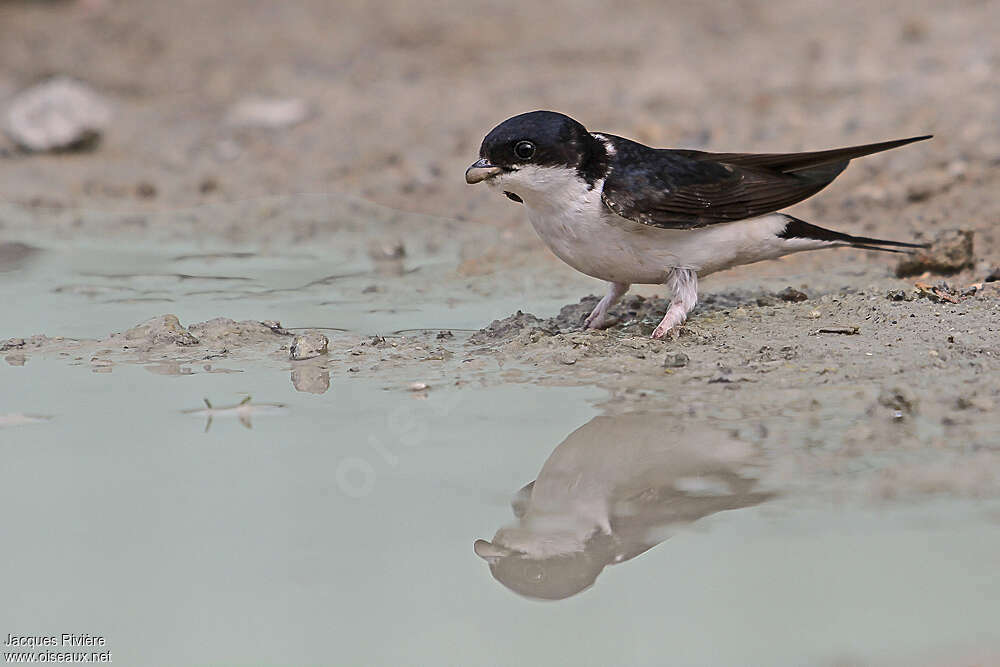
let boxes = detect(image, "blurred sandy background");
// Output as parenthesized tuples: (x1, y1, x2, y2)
(1, 0, 997, 249)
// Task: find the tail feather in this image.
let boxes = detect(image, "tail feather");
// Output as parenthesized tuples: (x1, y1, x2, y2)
(778, 216, 926, 253)
(846, 243, 913, 254)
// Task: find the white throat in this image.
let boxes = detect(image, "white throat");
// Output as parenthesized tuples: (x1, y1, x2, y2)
(493, 164, 597, 208)
(493, 165, 618, 275)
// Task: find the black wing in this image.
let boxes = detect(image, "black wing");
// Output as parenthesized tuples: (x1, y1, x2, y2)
(600, 135, 931, 229)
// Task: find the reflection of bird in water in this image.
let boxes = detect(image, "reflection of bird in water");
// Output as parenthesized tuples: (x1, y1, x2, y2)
(474, 414, 774, 600)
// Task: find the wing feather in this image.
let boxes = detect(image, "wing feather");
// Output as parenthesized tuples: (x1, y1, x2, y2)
(601, 135, 931, 229)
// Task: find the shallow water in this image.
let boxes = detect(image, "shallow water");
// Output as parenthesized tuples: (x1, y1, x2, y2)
(2, 359, 999, 666)
(0, 238, 516, 340)
(0, 200, 577, 341)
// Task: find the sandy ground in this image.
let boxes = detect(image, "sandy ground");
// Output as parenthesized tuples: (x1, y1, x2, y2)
(1, 1, 999, 503)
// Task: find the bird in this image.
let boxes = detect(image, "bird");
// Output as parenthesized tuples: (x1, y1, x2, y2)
(465, 110, 931, 338)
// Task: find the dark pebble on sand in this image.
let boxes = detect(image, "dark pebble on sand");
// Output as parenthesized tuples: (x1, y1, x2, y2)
(778, 286, 809, 302)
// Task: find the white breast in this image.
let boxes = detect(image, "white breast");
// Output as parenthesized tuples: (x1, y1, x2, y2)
(494, 164, 807, 284)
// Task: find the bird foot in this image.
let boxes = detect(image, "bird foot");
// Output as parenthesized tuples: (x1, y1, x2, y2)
(585, 282, 629, 330)
(653, 269, 698, 339)
(585, 312, 616, 330)
(584, 310, 608, 329)
(651, 306, 687, 339)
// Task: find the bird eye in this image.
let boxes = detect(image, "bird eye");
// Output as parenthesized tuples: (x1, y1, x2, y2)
(514, 141, 535, 160)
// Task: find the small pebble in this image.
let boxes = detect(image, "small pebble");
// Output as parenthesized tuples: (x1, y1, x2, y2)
(895, 229, 974, 277)
(6, 77, 112, 152)
(886, 289, 913, 302)
(778, 287, 808, 302)
(289, 332, 329, 360)
(559, 352, 578, 365)
(663, 352, 689, 368)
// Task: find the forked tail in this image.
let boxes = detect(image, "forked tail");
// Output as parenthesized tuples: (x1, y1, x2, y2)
(778, 216, 926, 254)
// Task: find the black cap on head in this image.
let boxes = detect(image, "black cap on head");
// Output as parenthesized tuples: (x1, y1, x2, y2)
(478, 111, 606, 184)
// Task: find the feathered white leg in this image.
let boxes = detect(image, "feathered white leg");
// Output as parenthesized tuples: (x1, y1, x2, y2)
(652, 269, 698, 339)
(585, 281, 630, 329)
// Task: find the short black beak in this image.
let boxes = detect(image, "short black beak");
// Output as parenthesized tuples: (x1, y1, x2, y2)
(465, 158, 502, 184)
